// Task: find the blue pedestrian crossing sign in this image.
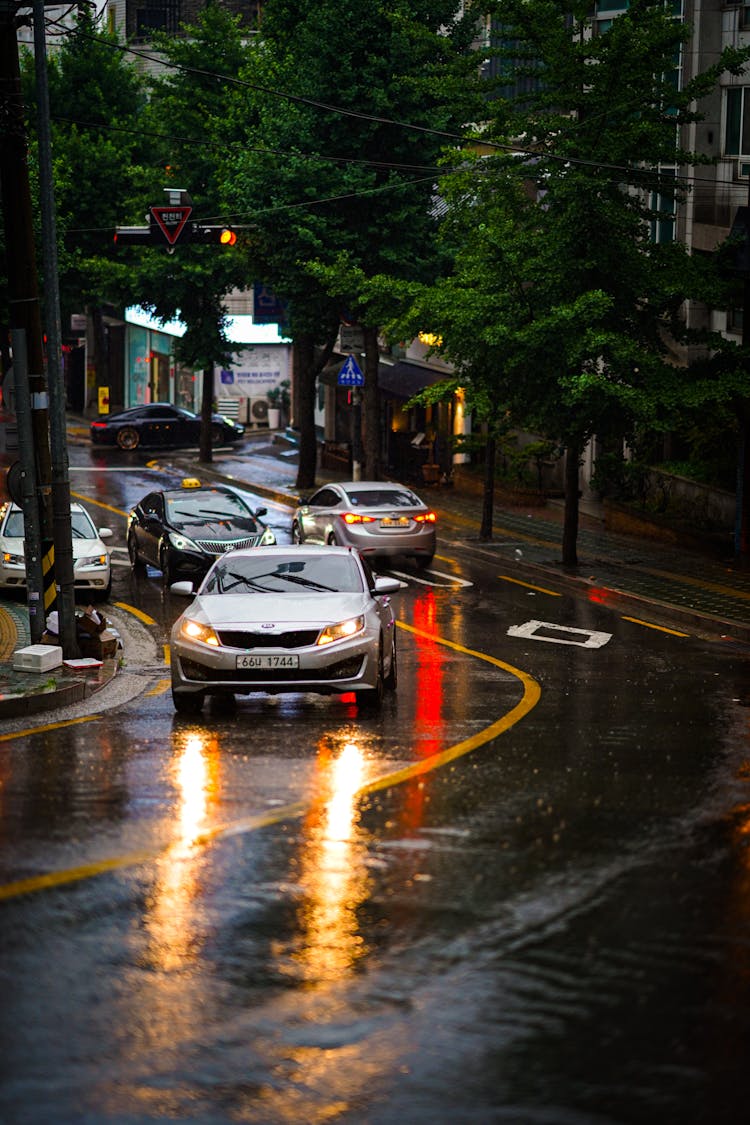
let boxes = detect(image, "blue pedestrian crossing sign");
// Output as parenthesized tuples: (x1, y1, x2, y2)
(337, 354, 364, 387)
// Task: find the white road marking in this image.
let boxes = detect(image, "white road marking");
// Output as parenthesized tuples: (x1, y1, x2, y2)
(507, 620, 612, 648)
(388, 568, 473, 589)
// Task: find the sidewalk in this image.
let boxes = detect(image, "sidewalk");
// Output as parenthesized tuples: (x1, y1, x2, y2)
(3, 425, 750, 721)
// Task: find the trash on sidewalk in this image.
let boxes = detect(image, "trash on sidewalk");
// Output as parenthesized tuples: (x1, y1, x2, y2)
(12, 644, 63, 673)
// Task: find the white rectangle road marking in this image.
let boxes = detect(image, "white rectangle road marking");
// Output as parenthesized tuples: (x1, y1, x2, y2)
(507, 620, 612, 648)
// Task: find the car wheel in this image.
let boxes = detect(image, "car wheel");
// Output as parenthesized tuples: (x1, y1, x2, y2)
(210, 423, 224, 444)
(127, 529, 142, 569)
(292, 520, 303, 544)
(327, 532, 338, 546)
(384, 632, 397, 691)
(359, 643, 384, 710)
(159, 545, 175, 586)
(415, 553, 434, 570)
(116, 426, 139, 451)
(172, 688, 205, 715)
(96, 576, 112, 603)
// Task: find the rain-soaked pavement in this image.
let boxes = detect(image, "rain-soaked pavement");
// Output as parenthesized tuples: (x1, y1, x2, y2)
(1, 448, 750, 1123)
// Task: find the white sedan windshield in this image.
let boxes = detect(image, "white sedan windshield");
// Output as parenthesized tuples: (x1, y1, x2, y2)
(204, 554, 364, 595)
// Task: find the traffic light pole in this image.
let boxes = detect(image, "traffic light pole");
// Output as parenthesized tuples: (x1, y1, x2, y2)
(0, 4, 56, 641)
(33, 0, 77, 655)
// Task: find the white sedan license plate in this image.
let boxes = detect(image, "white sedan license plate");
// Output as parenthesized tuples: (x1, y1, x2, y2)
(380, 516, 410, 527)
(237, 653, 300, 670)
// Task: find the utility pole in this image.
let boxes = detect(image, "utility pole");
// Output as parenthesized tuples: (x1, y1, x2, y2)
(33, 0, 77, 655)
(0, 1, 57, 641)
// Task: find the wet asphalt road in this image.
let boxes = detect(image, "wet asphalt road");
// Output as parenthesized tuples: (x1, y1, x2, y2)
(1, 451, 750, 1124)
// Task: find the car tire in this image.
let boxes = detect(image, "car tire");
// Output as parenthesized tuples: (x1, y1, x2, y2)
(97, 576, 112, 603)
(384, 632, 397, 691)
(210, 423, 224, 445)
(116, 426, 139, 451)
(172, 688, 205, 715)
(327, 532, 338, 546)
(127, 530, 142, 570)
(292, 520, 303, 544)
(359, 643, 384, 710)
(415, 553, 434, 570)
(159, 545, 175, 586)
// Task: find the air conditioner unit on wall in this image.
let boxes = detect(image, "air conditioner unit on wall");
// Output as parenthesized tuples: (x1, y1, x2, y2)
(249, 396, 270, 427)
(217, 396, 249, 423)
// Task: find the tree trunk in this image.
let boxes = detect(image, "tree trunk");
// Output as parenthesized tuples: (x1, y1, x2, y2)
(295, 335, 318, 490)
(562, 440, 581, 568)
(480, 433, 496, 540)
(199, 365, 213, 463)
(363, 324, 380, 480)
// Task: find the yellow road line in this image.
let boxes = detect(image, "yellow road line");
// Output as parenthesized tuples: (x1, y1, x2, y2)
(621, 615, 689, 637)
(114, 602, 157, 627)
(0, 624, 540, 901)
(70, 491, 128, 520)
(0, 715, 97, 743)
(499, 574, 561, 597)
(146, 678, 171, 696)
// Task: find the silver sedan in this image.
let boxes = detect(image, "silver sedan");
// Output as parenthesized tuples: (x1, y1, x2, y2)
(292, 481, 436, 569)
(169, 545, 400, 714)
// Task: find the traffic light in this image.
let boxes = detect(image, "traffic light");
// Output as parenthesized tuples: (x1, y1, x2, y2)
(113, 227, 152, 245)
(191, 225, 238, 245)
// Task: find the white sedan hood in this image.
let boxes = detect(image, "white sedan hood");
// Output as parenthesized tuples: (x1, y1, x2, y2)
(187, 592, 367, 627)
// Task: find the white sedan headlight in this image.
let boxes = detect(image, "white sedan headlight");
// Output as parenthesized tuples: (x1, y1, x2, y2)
(77, 553, 108, 568)
(180, 618, 220, 647)
(2, 551, 24, 566)
(316, 615, 365, 646)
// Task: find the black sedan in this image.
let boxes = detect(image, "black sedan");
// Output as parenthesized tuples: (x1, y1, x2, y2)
(127, 482, 276, 584)
(90, 403, 245, 451)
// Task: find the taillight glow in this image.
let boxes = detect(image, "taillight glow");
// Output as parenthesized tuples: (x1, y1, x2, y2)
(341, 512, 376, 524)
(415, 512, 437, 523)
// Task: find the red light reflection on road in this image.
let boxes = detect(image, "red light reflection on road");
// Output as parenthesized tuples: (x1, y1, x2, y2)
(589, 587, 616, 606)
(411, 591, 446, 760)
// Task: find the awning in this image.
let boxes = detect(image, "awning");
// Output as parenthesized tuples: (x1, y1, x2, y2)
(318, 356, 452, 398)
(378, 361, 451, 400)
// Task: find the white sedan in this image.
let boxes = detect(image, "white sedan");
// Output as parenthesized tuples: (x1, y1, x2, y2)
(0, 501, 113, 600)
(169, 545, 400, 714)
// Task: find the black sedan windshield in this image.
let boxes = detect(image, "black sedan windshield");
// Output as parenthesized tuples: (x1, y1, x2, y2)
(165, 491, 260, 535)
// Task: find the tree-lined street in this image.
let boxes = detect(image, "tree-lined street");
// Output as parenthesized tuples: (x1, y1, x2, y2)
(1, 448, 750, 1123)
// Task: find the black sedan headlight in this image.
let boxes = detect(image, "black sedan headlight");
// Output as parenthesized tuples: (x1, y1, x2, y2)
(169, 530, 201, 552)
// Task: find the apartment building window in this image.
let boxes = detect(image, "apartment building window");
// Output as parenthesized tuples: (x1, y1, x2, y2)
(725, 87, 750, 156)
(650, 169, 676, 244)
(136, 0, 180, 37)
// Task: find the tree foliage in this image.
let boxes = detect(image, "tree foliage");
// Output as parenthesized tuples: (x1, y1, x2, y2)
(372, 0, 750, 562)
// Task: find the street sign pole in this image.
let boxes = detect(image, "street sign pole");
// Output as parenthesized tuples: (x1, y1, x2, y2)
(337, 354, 365, 480)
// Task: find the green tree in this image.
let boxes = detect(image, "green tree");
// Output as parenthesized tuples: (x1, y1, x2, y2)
(222, 0, 482, 487)
(379, 0, 750, 563)
(116, 5, 253, 460)
(19, 8, 150, 399)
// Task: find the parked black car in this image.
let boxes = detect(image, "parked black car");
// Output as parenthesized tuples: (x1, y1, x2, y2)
(90, 403, 245, 451)
(127, 482, 276, 583)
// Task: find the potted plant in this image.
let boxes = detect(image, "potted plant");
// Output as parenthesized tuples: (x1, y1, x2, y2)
(266, 380, 291, 429)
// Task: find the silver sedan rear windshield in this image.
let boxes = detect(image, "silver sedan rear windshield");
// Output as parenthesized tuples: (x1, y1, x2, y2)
(204, 553, 365, 594)
(344, 489, 421, 508)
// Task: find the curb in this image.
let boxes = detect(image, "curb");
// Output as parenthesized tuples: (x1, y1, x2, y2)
(0, 663, 119, 721)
